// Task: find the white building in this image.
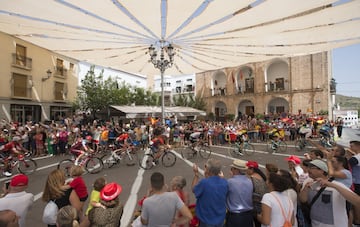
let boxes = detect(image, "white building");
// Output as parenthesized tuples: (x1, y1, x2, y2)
(152, 74, 196, 106)
(79, 63, 147, 88)
(333, 109, 358, 128)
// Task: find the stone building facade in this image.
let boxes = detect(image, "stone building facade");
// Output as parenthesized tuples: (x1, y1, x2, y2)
(0, 31, 79, 124)
(196, 52, 332, 121)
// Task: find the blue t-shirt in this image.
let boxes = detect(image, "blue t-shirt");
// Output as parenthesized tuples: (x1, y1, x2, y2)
(193, 176, 228, 225)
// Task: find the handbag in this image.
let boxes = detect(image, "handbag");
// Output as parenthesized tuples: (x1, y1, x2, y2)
(42, 200, 58, 225)
(250, 177, 263, 214)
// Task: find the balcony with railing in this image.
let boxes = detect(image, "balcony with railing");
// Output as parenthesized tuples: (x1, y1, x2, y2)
(12, 53, 32, 70)
(266, 78, 288, 92)
(54, 66, 68, 77)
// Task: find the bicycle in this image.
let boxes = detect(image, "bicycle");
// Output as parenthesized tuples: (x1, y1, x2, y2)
(0, 152, 37, 176)
(101, 145, 138, 168)
(319, 134, 334, 149)
(228, 133, 255, 157)
(180, 137, 212, 160)
(57, 152, 104, 177)
(294, 133, 311, 152)
(266, 134, 287, 153)
(139, 145, 177, 170)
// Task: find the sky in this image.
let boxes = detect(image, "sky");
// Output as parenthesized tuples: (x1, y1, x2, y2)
(332, 43, 360, 98)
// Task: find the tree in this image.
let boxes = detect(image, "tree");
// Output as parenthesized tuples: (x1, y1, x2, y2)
(75, 66, 108, 118)
(173, 94, 189, 106)
(74, 65, 159, 116)
(173, 94, 207, 111)
(188, 95, 207, 111)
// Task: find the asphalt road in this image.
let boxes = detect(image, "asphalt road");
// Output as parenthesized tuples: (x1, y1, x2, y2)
(0, 127, 358, 227)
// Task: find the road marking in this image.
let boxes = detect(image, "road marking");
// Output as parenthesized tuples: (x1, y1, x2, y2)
(120, 159, 146, 226)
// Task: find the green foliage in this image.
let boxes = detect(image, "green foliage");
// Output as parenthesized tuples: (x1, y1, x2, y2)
(225, 114, 235, 121)
(173, 94, 189, 106)
(207, 112, 215, 120)
(188, 95, 207, 111)
(74, 65, 158, 115)
(255, 113, 264, 119)
(318, 109, 328, 115)
(173, 94, 207, 111)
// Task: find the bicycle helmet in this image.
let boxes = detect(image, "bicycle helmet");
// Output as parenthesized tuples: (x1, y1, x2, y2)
(85, 135, 92, 142)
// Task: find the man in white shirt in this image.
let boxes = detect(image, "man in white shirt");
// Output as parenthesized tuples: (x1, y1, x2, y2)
(299, 159, 350, 227)
(0, 174, 34, 227)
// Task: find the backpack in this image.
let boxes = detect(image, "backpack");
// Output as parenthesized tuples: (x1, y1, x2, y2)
(271, 193, 292, 227)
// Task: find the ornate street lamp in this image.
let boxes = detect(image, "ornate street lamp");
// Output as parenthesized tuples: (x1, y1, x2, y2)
(148, 40, 175, 124)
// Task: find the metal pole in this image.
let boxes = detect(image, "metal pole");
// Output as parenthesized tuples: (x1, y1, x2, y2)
(161, 69, 165, 125)
(160, 46, 165, 125)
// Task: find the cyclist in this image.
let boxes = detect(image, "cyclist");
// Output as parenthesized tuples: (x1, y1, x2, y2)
(0, 136, 28, 176)
(319, 122, 333, 147)
(298, 120, 313, 139)
(268, 126, 282, 150)
(116, 131, 133, 149)
(70, 136, 93, 165)
(150, 133, 169, 165)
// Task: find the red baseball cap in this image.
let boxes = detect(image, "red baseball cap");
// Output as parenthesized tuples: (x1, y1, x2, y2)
(100, 182, 122, 201)
(10, 174, 28, 187)
(246, 160, 259, 169)
(285, 155, 301, 165)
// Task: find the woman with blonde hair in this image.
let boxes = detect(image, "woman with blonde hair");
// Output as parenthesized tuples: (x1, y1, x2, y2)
(42, 169, 82, 227)
(57, 205, 80, 227)
(171, 176, 190, 227)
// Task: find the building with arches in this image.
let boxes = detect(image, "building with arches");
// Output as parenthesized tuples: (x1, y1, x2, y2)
(196, 52, 332, 121)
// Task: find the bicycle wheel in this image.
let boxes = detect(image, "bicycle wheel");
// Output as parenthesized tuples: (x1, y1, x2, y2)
(228, 144, 242, 158)
(180, 146, 195, 160)
(266, 141, 274, 153)
(124, 150, 138, 166)
(17, 159, 37, 175)
(101, 153, 116, 168)
(198, 144, 211, 159)
(294, 140, 306, 152)
(139, 154, 155, 170)
(243, 143, 255, 156)
(57, 159, 74, 177)
(162, 151, 176, 167)
(85, 157, 103, 174)
(277, 141, 287, 153)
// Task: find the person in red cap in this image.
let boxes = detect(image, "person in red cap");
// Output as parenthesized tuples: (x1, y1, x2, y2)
(245, 161, 267, 227)
(285, 155, 304, 181)
(0, 174, 34, 227)
(87, 182, 123, 226)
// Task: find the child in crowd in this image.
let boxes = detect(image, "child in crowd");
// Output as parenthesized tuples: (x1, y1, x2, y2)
(69, 165, 88, 211)
(85, 177, 106, 215)
(170, 176, 190, 227)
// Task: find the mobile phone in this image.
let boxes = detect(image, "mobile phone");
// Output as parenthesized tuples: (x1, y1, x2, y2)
(5, 181, 10, 190)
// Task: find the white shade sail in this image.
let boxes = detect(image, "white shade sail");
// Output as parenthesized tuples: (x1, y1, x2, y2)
(0, 0, 359, 75)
